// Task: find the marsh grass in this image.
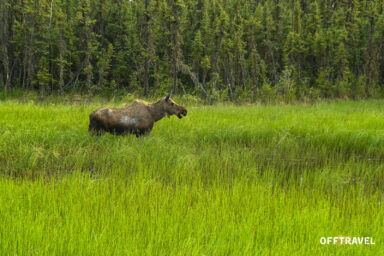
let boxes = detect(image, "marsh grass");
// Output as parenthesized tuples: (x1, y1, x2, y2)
(0, 99, 383, 255)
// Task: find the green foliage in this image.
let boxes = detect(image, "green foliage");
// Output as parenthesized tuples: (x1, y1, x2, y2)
(316, 68, 332, 97)
(2, 0, 384, 101)
(34, 57, 52, 96)
(351, 75, 368, 99)
(259, 83, 275, 104)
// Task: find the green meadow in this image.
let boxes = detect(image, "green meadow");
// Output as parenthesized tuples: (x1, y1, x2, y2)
(0, 99, 383, 255)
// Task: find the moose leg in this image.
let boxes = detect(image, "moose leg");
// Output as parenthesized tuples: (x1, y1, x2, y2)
(88, 120, 105, 136)
(135, 130, 143, 138)
(135, 129, 151, 138)
(89, 126, 104, 136)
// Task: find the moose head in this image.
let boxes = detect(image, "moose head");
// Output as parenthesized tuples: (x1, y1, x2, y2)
(161, 93, 188, 119)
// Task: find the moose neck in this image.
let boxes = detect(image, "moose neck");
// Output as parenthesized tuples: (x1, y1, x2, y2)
(149, 101, 168, 122)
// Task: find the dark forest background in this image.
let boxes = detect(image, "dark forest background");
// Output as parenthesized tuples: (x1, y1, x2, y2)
(1, 0, 384, 102)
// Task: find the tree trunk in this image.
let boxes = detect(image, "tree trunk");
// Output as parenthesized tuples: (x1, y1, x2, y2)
(143, 58, 149, 96)
(1, 0, 10, 92)
(177, 60, 210, 102)
(48, 0, 54, 93)
(143, 0, 152, 96)
(58, 28, 65, 95)
(170, 0, 181, 95)
(27, 27, 35, 90)
(173, 61, 177, 95)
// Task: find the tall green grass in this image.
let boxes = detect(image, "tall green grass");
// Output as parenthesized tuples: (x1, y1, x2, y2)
(0, 99, 383, 255)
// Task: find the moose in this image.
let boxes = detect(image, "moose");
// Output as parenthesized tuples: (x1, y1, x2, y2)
(88, 93, 187, 137)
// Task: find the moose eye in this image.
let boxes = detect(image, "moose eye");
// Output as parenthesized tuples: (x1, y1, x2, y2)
(171, 102, 174, 106)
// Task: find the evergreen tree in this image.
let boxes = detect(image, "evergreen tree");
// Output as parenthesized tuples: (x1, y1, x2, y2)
(2, 0, 384, 101)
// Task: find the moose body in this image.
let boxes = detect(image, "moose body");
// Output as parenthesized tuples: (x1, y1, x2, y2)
(88, 94, 187, 137)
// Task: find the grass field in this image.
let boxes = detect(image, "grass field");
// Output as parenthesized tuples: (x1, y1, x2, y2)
(0, 99, 383, 255)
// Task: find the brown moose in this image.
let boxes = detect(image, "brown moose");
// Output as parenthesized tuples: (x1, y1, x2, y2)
(88, 93, 187, 137)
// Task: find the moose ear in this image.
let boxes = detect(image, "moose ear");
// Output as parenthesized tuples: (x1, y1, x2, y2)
(165, 93, 171, 101)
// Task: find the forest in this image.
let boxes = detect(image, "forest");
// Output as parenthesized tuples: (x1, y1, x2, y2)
(1, 0, 384, 101)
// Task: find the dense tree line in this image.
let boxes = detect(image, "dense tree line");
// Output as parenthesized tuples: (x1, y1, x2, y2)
(1, 0, 384, 101)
